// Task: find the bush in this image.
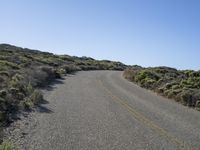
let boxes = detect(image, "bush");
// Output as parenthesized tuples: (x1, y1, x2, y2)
(61, 65, 80, 73)
(29, 90, 43, 104)
(156, 87, 164, 94)
(0, 142, 12, 150)
(124, 67, 200, 110)
(0, 72, 9, 77)
(9, 74, 24, 90)
(25, 83, 34, 96)
(123, 68, 141, 81)
(181, 91, 193, 106)
(56, 68, 65, 76)
(24, 66, 59, 87)
(135, 70, 160, 83)
(23, 99, 34, 110)
(181, 77, 200, 89)
(167, 90, 176, 99)
(41, 66, 56, 79)
(0, 60, 20, 71)
(24, 68, 48, 87)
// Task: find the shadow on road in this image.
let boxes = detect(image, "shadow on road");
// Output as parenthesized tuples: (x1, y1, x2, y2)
(35, 72, 78, 114)
(41, 72, 77, 92)
(36, 105, 53, 114)
(35, 99, 53, 114)
(3, 73, 78, 128)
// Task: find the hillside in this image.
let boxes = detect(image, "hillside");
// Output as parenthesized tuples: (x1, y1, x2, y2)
(124, 66, 200, 109)
(0, 44, 127, 126)
(1, 44, 200, 149)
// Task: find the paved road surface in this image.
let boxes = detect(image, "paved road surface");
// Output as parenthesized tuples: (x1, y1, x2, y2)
(25, 71, 200, 150)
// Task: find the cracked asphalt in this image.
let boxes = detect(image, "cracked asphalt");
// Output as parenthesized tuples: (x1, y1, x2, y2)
(23, 71, 200, 150)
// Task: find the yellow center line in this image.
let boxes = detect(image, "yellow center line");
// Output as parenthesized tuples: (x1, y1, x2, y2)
(98, 79, 193, 150)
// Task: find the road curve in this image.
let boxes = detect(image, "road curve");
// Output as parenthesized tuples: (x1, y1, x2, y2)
(24, 71, 200, 150)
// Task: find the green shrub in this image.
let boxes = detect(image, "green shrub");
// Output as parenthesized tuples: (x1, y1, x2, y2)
(180, 77, 200, 89)
(178, 90, 194, 106)
(29, 90, 43, 104)
(156, 87, 164, 93)
(167, 91, 175, 99)
(41, 66, 55, 77)
(142, 78, 156, 89)
(124, 67, 200, 110)
(0, 60, 20, 71)
(184, 70, 200, 78)
(23, 99, 34, 110)
(163, 90, 170, 96)
(59, 55, 75, 62)
(56, 68, 66, 76)
(25, 83, 34, 96)
(164, 82, 177, 89)
(0, 142, 12, 150)
(0, 72, 9, 77)
(135, 70, 160, 82)
(9, 74, 24, 89)
(171, 84, 180, 90)
(62, 64, 80, 73)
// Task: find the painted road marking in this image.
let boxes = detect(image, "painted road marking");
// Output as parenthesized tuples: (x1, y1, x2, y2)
(98, 79, 193, 150)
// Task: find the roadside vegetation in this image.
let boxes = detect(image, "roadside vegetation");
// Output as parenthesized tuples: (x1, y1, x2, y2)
(2, 43, 199, 148)
(0, 142, 12, 150)
(124, 66, 200, 110)
(0, 44, 127, 146)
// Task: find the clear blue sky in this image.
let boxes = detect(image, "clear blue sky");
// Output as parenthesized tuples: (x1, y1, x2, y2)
(0, 0, 199, 70)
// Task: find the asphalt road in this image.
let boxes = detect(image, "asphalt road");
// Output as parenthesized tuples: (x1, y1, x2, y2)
(25, 71, 200, 150)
